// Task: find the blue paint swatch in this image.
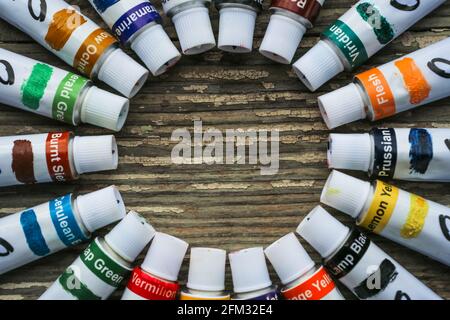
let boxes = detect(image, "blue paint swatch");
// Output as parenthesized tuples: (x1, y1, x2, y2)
(93, 0, 120, 13)
(20, 209, 50, 256)
(409, 128, 433, 174)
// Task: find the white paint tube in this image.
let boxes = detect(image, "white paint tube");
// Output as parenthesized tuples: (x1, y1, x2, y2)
(318, 37, 450, 129)
(39, 211, 155, 300)
(87, 0, 181, 76)
(297, 206, 442, 300)
(0, 131, 118, 187)
(328, 128, 450, 182)
(292, 0, 446, 91)
(320, 170, 450, 266)
(0, 186, 126, 275)
(0, 48, 129, 131)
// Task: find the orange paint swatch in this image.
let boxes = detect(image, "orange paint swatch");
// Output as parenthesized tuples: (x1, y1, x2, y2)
(74, 29, 117, 77)
(45, 9, 87, 51)
(356, 67, 396, 120)
(395, 57, 431, 104)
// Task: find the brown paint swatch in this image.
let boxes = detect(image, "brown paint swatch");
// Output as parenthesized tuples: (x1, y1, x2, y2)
(45, 8, 87, 51)
(12, 140, 37, 184)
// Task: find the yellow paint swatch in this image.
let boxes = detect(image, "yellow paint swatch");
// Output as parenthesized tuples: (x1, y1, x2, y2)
(401, 194, 429, 238)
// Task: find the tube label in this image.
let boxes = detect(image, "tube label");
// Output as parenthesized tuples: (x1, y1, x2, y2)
(325, 228, 370, 279)
(80, 239, 131, 287)
(371, 128, 398, 179)
(331, 237, 441, 300)
(359, 180, 399, 234)
(125, 267, 179, 300)
(73, 28, 117, 77)
(322, 0, 446, 69)
(0, 0, 118, 78)
(112, 3, 161, 44)
(271, 0, 323, 25)
(247, 290, 280, 300)
(359, 180, 450, 265)
(356, 38, 450, 120)
(0, 48, 90, 124)
(49, 194, 89, 247)
(0, 194, 89, 275)
(281, 266, 339, 300)
(322, 19, 368, 68)
(0, 132, 76, 187)
(52, 73, 88, 124)
(88, 0, 161, 45)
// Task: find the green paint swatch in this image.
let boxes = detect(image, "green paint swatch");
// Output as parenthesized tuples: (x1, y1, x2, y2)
(357, 2, 394, 45)
(322, 20, 368, 69)
(52, 72, 89, 124)
(59, 267, 101, 300)
(21, 63, 53, 110)
(80, 239, 130, 288)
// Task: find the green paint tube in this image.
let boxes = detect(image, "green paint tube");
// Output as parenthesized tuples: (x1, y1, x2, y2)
(0, 48, 129, 131)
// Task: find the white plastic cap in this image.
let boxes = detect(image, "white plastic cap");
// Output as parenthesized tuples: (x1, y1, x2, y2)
(105, 211, 156, 262)
(81, 86, 129, 131)
(265, 233, 315, 285)
(320, 170, 371, 219)
(328, 133, 372, 172)
(218, 7, 257, 53)
(131, 24, 181, 76)
(172, 7, 216, 55)
(259, 14, 306, 64)
(292, 40, 344, 91)
(141, 232, 189, 281)
(97, 48, 149, 98)
(187, 247, 227, 291)
(72, 135, 118, 174)
(229, 247, 272, 293)
(75, 185, 126, 233)
(318, 83, 366, 129)
(296, 206, 350, 258)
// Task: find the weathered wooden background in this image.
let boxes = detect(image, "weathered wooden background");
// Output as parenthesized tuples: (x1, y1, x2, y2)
(0, 0, 449, 300)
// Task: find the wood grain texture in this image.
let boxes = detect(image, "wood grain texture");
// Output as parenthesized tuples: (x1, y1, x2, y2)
(0, 0, 449, 300)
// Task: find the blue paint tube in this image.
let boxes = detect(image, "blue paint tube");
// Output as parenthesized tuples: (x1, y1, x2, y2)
(328, 128, 450, 182)
(0, 186, 126, 274)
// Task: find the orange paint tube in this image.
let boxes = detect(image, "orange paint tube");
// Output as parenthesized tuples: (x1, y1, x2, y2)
(317, 37, 450, 129)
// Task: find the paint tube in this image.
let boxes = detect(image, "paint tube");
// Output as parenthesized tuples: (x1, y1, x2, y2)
(265, 233, 344, 300)
(229, 247, 280, 300)
(328, 128, 450, 182)
(214, 0, 262, 53)
(121, 232, 188, 300)
(88, 0, 181, 76)
(180, 248, 231, 300)
(0, 132, 118, 187)
(39, 211, 155, 300)
(292, 0, 446, 91)
(161, 0, 215, 55)
(318, 37, 450, 129)
(320, 170, 450, 266)
(0, 0, 149, 98)
(260, 0, 325, 64)
(0, 186, 126, 275)
(0, 49, 129, 131)
(297, 206, 442, 300)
